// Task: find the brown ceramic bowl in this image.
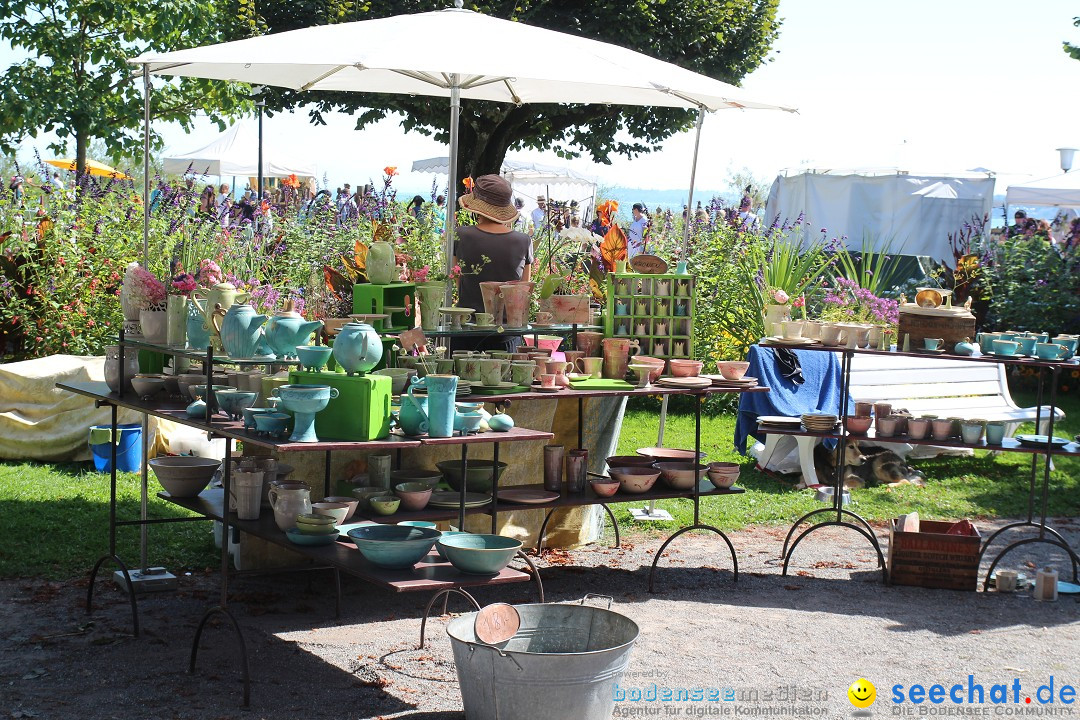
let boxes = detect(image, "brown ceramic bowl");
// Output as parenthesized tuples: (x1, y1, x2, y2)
(606, 455, 656, 468)
(845, 416, 873, 434)
(608, 467, 661, 494)
(668, 359, 704, 378)
(632, 356, 667, 383)
(706, 462, 740, 489)
(590, 477, 621, 497)
(322, 496, 360, 522)
(654, 462, 709, 490)
(394, 482, 433, 511)
(636, 447, 707, 462)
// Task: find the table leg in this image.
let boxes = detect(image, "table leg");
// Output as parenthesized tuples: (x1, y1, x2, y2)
(458, 443, 469, 530)
(490, 443, 500, 534)
(418, 588, 480, 649)
(189, 605, 250, 707)
(323, 449, 332, 499)
(648, 524, 739, 593)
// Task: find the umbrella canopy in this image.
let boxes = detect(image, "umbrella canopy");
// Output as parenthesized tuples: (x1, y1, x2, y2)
(163, 122, 317, 178)
(1006, 172, 1080, 208)
(46, 158, 132, 179)
(130, 8, 794, 113)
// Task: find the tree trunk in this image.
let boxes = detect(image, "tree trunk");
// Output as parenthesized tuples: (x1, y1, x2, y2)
(75, 129, 89, 176)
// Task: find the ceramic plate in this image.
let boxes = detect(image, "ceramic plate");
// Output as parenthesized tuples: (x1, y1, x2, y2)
(497, 488, 560, 504)
(915, 347, 947, 354)
(636, 446, 705, 461)
(655, 377, 711, 388)
(1058, 581, 1080, 594)
(534, 386, 561, 393)
(463, 323, 498, 330)
(428, 491, 492, 509)
(756, 415, 803, 426)
(1015, 434, 1071, 448)
(760, 336, 816, 346)
(985, 351, 1026, 359)
(478, 381, 518, 389)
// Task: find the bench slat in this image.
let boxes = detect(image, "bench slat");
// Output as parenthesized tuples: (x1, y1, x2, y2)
(850, 367, 1001, 385)
(850, 380, 1006, 401)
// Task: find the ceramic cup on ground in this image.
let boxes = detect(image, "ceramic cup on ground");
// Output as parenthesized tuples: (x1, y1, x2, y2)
(923, 337, 944, 351)
(996, 569, 1018, 593)
(985, 421, 1007, 445)
(991, 339, 1020, 356)
(960, 420, 986, 445)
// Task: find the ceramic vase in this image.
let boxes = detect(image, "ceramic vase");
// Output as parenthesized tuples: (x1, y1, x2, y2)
(601, 337, 641, 379)
(104, 344, 140, 394)
(763, 304, 790, 337)
(166, 295, 187, 348)
(499, 282, 532, 328)
(417, 282, 446, 331)
(423, 374, 458, 438)
(139, 308, 168, 345)
(366, 240, 397, 285)
(119, 279, 142, 323)
(185, 297, 211, 350)
(576, 331, 604, 357)
(215, 303, 269, 360)
(479, 281, 506, 324)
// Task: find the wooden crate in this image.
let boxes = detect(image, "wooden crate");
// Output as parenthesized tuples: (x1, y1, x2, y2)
(887, 519, 981, 591)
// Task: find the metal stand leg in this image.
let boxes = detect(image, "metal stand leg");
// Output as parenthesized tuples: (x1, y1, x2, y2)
(86, 554, 140, 637)
(600, 503, 621, 549)
(648, 524, 739, 593)
(513, 549, 545, 602)
(418, 588, 479, 649)
(189, 606, 250, 707)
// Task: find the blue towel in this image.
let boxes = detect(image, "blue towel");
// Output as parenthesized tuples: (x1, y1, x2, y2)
(734, 345, 852, 455)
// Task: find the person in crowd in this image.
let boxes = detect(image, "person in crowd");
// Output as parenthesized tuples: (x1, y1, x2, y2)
(1008, 210, 1027, 238)
(409, 194, 425, 221)
(433, 194, 447, 226)
(8, 173, 24, 203)
(454, 175, 533, 351)
(513, 197, 530, 233)
(531, 195, 548, 234)
(50, 172, 64, 191)
(198, 185, 216, 215)
(736, 185, 759, 230)
(627, 202, 650, 257)
(216, 184, 231, 226)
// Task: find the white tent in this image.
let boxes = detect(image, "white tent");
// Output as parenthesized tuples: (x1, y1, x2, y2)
(1005, 171, 1080, 208)
(162, 122, 317, 178)
(131, 5, 794, 265)
(764, 171, 996, 261)
(411, 156, 598, 220)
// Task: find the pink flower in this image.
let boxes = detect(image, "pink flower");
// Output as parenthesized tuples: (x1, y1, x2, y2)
(792, 296, 805, 309)
(772, 289, 789, 304)
(413, 266, 430, 283)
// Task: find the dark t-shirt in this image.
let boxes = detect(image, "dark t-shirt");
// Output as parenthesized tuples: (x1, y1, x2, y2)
(454, 226, 534, 312)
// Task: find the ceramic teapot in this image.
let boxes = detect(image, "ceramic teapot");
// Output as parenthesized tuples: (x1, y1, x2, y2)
(213, 302, 269, 359)
(265, 300, 322, 360)
(332, 321, 383, 375)
(190, 282, 249, 335)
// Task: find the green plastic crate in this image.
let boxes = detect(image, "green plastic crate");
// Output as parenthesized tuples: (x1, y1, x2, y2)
(288, 370, 393, 441)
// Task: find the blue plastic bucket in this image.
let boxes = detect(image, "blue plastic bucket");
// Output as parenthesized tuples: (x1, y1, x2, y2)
(89, 423, 143, 473)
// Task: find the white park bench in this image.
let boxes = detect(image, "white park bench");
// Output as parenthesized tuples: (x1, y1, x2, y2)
(756, 353, 1066, 485)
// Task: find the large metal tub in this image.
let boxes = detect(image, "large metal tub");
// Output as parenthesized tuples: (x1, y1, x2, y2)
(447, 599, 639, 720)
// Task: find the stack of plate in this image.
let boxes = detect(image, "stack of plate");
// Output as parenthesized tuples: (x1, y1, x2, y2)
(701, 374, 759, 389)
(655, 376, 712, 389)
(756, 415, 802, 430)
(413, 381, 473, 397)
(760, 336, 817, 347)
(428, 491, 492, 509)
(801, 412, 839, 432)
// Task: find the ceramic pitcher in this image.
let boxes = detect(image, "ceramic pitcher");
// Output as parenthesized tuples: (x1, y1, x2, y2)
(185, 295, 211, 350)
(268, 483, 311, 531)
(213, 302, 269, 359)
(423, 374, 459, 438)
(601, 338, 641, 379)
(399, 377, 429, 435)
(190, 282, 249, 335)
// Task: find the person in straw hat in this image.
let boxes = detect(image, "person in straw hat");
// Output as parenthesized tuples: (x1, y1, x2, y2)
(454, 174, 534, 350)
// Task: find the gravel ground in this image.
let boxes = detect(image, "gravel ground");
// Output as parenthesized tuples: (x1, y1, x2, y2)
(1, 519, 1078, 720)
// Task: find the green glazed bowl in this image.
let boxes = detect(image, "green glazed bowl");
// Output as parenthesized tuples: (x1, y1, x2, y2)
(436, 459, 508, 493)
(286, 528, 339, 546)
(436, 533, 522, 575)
(368, 495, 400, 516)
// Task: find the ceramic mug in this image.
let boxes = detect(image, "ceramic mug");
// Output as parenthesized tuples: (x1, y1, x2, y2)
(976, 332, 1001, 353)
(539, 373, 557, 389)
(479, 359, 503, 387)
(907, 417, 930, 440)
(996, 569, 1018, 593)
(511, 362, 537, 386)
(456, 357, 483, 381)
(985, 421, 1006, 445)
(855, 401, 873, 418)
(991, 339, 1020, 356)
(1014, 336, 1038, 356)
(960, 420, 985, 445)
(923, 337, 944, 351)
(819, 323, 843, 346)
(873, 402, 892, 418)
(577, 356, 604, 379)
(1035, 343, 1068, 360)
(474, 312, 494, 326)
(781, 320, 804, 340)
(931, 418, 955, 441)
(562, 350, 585, 367)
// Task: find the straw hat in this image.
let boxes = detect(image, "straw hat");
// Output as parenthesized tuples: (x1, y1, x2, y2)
(460, 175, 519, 223)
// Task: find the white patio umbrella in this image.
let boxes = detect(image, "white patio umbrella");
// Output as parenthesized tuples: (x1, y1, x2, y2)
(131, 2, 795, 269)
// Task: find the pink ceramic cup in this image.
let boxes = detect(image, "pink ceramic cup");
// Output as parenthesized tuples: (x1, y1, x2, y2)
(540, 373, 557, 389)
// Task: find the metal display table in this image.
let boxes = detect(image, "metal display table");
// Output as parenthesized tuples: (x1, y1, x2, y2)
(753, 342, 1079, 586)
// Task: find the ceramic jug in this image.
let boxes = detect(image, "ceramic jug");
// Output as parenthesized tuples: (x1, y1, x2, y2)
(399, 377, 429, 435)
(104, 344, 140, 394)
(601, 337, 640, 379)
(268, 483, 311, 531)
(213, 302, 269, 359)
(185, 295, 211, 350)
(366, 240, 397, 285)
(332, 321, 383, 375)
(423, 374, 459, 438)
(265, 300, 322, 359)
(190, 282, 249, 335)
(479, 281, 506, 324)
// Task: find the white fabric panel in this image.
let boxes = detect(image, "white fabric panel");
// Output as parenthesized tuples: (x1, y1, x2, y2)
(163, 122, 317, 178)
(1005, 171, 1080, 207)
(764, 172, 995, 262)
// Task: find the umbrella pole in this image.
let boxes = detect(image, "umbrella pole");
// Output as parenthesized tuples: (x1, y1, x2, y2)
(142, 64, 151, 265)
(444, 75, 461, 306)
(680, 107, 705, 259)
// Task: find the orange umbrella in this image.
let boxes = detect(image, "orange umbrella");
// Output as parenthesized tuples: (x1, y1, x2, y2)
(46, 158, 132, 179)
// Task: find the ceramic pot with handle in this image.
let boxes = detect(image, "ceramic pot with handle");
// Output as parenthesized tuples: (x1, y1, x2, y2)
(601, 337, 641, 379)
(332, 321, 383, 375)
(213, 302, 269, 359)
(269, 483, 311, 531)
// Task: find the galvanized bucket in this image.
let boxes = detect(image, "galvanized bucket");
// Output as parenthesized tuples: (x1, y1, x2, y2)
(446, 596, 639, 720)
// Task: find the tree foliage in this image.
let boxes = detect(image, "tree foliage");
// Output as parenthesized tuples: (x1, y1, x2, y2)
(1065, 16, 1080, 61)
(238, 0, 782, 185)
(0, 0, 251, 173)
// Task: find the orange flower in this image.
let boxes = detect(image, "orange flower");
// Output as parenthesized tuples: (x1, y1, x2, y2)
(384, 166, 398, 177)
(463, 176, 474, 191)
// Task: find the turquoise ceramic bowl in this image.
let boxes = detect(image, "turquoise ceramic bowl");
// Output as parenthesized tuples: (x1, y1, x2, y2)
(286, 527, 339, 546)
(216, 389, 258, 419)
(436, 459, 508, 493)
(436, 533, 522, 575)
(242, 407, 275, 430)
(191, 384, 232, 402)
(273, 384, 337, 415)
(432, 530, 469, 561)
(347, 525, 441, 569)
(253, 412, 290, 437)
(296, 345, 333, 372)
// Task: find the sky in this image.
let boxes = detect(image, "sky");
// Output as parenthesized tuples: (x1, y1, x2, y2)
(6, 0, 1080, 199)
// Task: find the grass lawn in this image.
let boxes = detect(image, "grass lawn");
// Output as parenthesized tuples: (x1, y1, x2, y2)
(2, 390, 1077, 580)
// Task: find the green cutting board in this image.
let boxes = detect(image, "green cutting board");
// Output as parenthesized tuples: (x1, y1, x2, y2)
(568, 378, 636, 391)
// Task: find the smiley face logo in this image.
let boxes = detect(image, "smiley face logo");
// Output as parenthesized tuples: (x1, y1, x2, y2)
(848, 679, 876, 709)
